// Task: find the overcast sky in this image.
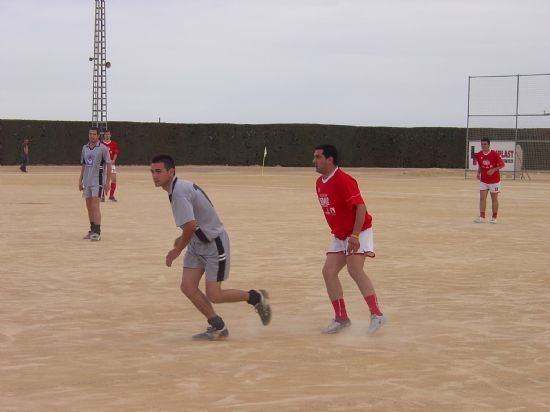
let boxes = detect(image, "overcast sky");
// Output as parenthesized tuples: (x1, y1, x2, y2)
(1, 0, 549, 127)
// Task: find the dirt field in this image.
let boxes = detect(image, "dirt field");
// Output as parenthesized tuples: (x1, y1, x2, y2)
(1, 166, 549, 411)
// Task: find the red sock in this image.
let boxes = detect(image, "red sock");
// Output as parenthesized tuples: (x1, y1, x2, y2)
(109, 183, 116, 197)
(331, 298, 348, 321)
(492, 212, 497, 218)
(364, 294, 382, 316)
(480, 211, 486, 218)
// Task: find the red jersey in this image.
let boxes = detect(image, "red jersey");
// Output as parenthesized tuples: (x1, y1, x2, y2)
(101, 139, 120, 161)
(476, 150, 504, 184)
(316, 168, 372, 240)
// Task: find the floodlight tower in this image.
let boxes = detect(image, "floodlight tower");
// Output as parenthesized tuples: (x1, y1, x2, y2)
(89, 0, 111, 134)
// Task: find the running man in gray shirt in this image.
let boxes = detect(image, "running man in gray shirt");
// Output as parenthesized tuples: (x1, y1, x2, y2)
(79, 126, 111, 241)
(151, 154, 272, 340)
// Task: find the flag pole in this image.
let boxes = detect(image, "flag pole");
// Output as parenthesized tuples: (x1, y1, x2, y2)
(261, 146, 267, 176)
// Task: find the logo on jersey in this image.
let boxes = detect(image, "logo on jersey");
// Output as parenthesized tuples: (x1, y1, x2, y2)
(319, 194, 330, 207)
(86, 155, 94, 167)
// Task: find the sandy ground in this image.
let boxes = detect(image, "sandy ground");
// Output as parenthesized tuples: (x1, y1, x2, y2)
(1, 165, 549, 412)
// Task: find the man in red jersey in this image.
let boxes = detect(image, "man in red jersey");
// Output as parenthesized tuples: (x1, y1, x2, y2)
(313, 144, 386, 334)
(101, 130, 120, 202)
(474, 138, 505, 224)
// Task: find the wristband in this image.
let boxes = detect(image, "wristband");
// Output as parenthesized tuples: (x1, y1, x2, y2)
(350, 233, 360, 239)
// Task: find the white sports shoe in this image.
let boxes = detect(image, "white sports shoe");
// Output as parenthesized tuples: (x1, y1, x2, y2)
(474, 217, 485, 223)
(322, 318, 351, 334)
(368, 314, 387, 334)
(490, 218, 497, 224)
(90, 233, 101, 241)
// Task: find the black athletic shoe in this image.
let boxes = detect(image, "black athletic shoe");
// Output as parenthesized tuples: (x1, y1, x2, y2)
(109, 196, 117, 202)
(192, 326, 229, 341)
(253, 289, 272, 325)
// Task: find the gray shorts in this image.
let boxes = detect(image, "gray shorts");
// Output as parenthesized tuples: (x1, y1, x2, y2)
(184, 230, 230, 282)
(82, 186, 103, 198)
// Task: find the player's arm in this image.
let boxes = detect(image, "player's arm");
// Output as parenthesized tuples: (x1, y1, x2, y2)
(488, 154, 505, 176)
(352, 203, 367, 235)
(112, 142, 119, 164)
(104, 148, 112, 188)
(475, 153, 481, 180)
(79, 164, 85, 191)
(495, 155, 505, 170)
(166, 220, 197, 267)
(347, 203, 366, 253)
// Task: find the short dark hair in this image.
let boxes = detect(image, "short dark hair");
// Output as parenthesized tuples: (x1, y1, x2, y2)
(315, 144, 339, 165)
(481, 138, 491, 144)
(151, 154, 176, 171)
(89, 126, 99, 133)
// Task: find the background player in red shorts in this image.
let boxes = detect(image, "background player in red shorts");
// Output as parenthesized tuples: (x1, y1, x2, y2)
(313, 144, 386, 334)
(474, 138, 505, 224)
(101, 130, 120, 201)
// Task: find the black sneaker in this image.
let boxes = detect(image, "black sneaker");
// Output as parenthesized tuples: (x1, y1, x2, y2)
(192, 326, 229, 341)
(253, 289, 272, 325)
(109, 197, 117, 202)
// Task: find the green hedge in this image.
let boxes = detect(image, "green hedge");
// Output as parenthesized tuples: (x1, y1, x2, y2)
(0, 119, 466, 167)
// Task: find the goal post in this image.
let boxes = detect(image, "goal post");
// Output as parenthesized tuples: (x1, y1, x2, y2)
(465, 73, 550, 179)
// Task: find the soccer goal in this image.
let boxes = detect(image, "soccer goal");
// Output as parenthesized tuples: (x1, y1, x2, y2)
(465, 73, 550, 179)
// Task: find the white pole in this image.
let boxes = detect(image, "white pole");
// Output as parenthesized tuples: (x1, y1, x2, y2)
(261, 146, 267, 175)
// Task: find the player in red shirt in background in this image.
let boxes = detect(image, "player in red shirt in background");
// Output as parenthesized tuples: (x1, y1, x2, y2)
(101, 130, 120, 202)
(313, 144, 386, 335)
(474, 138, 505, 224)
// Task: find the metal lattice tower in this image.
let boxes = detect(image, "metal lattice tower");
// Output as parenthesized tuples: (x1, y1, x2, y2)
(90, 0, 110, 133)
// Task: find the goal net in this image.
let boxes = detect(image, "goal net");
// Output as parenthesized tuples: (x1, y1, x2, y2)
(466, 74, 550, 179)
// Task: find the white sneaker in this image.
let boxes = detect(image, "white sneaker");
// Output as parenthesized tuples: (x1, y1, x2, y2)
(490, 218, 497, 224)
(90, 233, 101, 241)
(474, 217, 485, 223)
(322, 318, 351, 334)
(368, 314, 386, 334)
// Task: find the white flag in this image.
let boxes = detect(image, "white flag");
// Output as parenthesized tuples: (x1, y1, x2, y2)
(263, 146, 267, 159)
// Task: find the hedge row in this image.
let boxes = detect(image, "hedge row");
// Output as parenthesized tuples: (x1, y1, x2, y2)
(0, 119, 466, 168)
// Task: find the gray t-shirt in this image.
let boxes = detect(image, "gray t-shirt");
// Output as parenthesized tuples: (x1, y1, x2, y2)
(81, 143, 111, 187)
(169, 177, 224, 241)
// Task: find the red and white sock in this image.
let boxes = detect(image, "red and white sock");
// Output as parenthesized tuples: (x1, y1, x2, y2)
(492, 212, 497, 218)
(364, 294, 382, 316)
(109, 183, 116, 198)
(331, 298, 348, 321)
(480, 211, 486, 218)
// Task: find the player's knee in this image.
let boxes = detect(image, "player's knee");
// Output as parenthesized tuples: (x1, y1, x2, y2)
(206, 290, 223, 304)
(347, 267, 365, 280)
(322, 266, 338, 279)
(180, 282, 197, 297)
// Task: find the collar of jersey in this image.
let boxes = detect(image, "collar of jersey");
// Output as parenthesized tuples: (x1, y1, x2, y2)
(322, 167, 339, 183)
(168, 176, 178, 203)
